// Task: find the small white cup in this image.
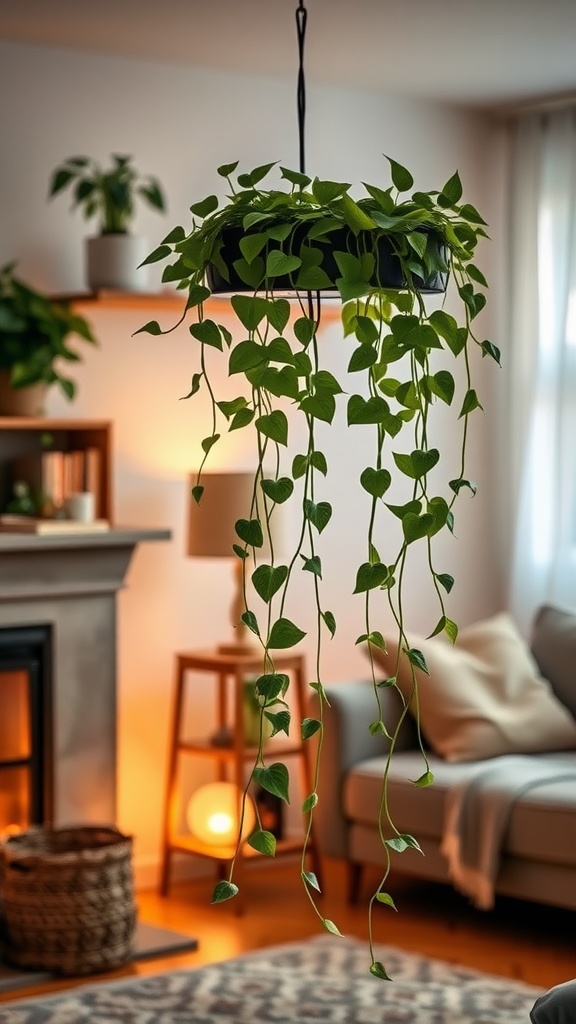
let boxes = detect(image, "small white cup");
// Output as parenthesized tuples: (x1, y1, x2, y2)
(65, 491, 96, 523)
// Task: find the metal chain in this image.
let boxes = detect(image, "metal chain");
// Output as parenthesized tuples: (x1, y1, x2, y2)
(295, 0, 307, 175)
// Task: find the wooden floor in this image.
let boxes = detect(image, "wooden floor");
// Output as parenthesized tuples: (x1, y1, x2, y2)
(2, 857, 576, 1004)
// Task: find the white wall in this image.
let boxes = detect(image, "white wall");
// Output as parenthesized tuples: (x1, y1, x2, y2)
(0, 40, 504, 886)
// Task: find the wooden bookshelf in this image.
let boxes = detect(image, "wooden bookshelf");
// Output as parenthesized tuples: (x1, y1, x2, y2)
(0, 419, 113, 523)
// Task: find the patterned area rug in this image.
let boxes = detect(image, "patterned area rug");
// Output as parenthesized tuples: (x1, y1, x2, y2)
(0, 933, 544, 1023)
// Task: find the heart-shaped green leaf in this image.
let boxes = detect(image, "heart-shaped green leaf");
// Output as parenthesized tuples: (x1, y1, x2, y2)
(385, 155, 414, 192)
(460, 389, 483, 417)
(435, 572, 455, 593)
(402, 512, 434, 543)
(264, 709, 291, 736)
(230, 407, 255, 431)
(230, 294, 269, 330)
(266, 337, 295, 365)
(301, 555, 322, 578)
(229, 339, 267, 375)
(241, 610, 260, 637)
(360, 467, 391, 498)
(190, 319, 223, 348)
(235, 518, 263, 548)
(256, 410, 288, 445)
(300, 392, 336, 424)
(312, 178, 351, 204)
(181, 373, 202, 400)
(267, 298, 291, 334)
(385, 832, 423, 855)
(321, 610, 336, 637)
(353, 562, 389, 593)
(302, 869, 321, 892)
(301, 717, 321, 740)
(321, 918, 342, 936)
(293, 316, 316, 348)
(190, 194, 219, 218)
(413, 771, 435, 788)
(375, 892, 397, 910)
(260, 476, 294, 504)
(347, 394, 389, 425)
(303, 500, 332, 533)
(211, 881, 239, 904)
(268, 618, 306, 649)
(406, 647, 429, 674)
(449, 477, 477, 496)
(255, 673, 289, 701)
(370, 961, 393, 981)
(310, 450, 328, 475)
(266, 250, 301, 278)
(247, 830, 276, 856)
(251, 563, 288, 603)
(201, 434, 220, 454)
(253, 762, 290, 802)
(302, 792, 318, 814)
(355, 630, 386, 650)
(393, 449, 439, 480)
(348, 344, 378, 372)
(239, 232, 268, 265)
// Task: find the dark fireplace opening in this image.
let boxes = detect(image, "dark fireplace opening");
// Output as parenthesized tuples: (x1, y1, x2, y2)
(0, 626, 53, 834)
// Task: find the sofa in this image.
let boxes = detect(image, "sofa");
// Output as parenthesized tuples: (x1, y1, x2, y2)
(310, 604, 576, 911)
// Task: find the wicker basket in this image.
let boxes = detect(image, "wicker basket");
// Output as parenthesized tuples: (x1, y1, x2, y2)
(0, 825, 136, 975)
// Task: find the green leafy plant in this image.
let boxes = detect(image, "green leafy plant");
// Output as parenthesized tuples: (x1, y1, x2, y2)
(48, 153, 166, 234)
(138, 157, 499, 974)
(0, 261, 97, 398)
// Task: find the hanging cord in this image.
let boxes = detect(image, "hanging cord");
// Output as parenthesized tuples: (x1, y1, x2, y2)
(296, 0, 307, 175)
(296, 0, 319, 320)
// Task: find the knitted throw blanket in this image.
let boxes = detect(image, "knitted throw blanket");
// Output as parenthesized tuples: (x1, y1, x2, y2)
(441, 751, 576, 909)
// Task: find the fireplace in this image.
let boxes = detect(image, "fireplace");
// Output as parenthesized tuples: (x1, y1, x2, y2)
(0, 528, 170, 830)
(0, 625, 52, 832)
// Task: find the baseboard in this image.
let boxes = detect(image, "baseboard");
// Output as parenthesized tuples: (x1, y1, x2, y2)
(133, 852, 213, 892)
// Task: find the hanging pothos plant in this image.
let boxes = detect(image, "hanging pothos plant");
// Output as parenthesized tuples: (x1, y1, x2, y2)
(137, 157, 498, 977)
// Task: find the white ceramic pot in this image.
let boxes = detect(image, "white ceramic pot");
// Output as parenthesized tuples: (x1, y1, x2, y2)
(85, 234, 150, 292)
(0, 372, 48, 416)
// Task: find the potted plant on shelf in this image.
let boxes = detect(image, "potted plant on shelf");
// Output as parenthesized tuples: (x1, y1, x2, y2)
(0, 261, 97, 416)
(48, 153, 167, 293)
(138, 157, 498, 973)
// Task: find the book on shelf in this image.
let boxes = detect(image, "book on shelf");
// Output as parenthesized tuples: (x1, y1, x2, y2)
(11, 447, 104, 518)
(0, 515, 110, 535)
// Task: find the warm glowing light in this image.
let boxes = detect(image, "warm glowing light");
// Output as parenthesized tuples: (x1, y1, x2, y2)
(186, 782, 256, 846)
(208, 811, 234, 835)
(1, 824, 22, 839)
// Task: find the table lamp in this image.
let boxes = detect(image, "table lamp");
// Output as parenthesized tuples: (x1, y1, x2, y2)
(186, 781, 256, 847)
(187, 471, 282, 654)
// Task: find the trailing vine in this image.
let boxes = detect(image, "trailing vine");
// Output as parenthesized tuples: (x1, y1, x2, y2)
(137, 158, 497, 976)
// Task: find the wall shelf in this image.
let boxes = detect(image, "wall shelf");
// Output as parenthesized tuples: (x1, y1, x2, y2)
(54, 290, 186, 311)
(53, 290, 343, 323)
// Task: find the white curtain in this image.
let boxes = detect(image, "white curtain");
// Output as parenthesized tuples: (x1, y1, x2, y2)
(507, 109, 576, 634)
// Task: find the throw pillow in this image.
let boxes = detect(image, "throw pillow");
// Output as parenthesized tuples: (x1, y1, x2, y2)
(371, 612, 576, 762)
(530, 604, 576, 720)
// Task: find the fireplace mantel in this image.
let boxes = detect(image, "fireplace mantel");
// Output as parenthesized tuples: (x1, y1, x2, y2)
(0, 527, 171, 601)
(0, 526, 171, 827)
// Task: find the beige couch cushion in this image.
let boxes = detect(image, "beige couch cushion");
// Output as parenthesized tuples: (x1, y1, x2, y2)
(373, 613, 576, 762)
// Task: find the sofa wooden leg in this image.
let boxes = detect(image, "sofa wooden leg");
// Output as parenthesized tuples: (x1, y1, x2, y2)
(347, 862, 363, 904)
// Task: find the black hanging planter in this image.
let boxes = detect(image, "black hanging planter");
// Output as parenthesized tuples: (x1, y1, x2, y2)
(205, 223, 449, 297)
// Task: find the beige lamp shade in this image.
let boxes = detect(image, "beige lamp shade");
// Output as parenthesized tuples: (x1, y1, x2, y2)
(187, 471, 285, 653)
(187, 472, 257, 558)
